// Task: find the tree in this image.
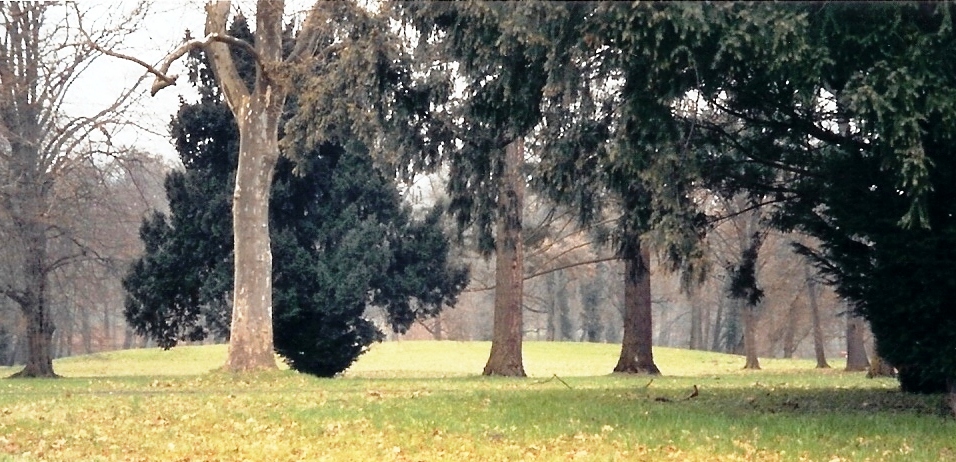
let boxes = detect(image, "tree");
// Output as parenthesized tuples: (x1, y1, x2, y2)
(0, 2, 149, 377)
(124, 17, 467, 377)
(537, 3, 718, 375)
(803, 264, 830, 369)
(579, 263, 605, 343)
(115, 0, 429, 372)
(105, 0, 317, 372)
(396, 2, 590, 376)
(676, 3, 956, 408)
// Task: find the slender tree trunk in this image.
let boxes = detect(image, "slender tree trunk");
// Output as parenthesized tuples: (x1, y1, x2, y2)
(123, 326, 134, 349)
(782, 301, 797, 359)
(805, 265, 830, 369)
(845, 313, 869, 371)
(483, 138, 526, 377)
(710, 295, 724, 352)
(80, 302, 92, 354)
(614, 245, 660, 374)
(742, 304, 761, 369)
(102, 302, 113, 350)
(689, 295, 703, 350)
(545, 271, 556, 342)
(433, 314, 443, 341)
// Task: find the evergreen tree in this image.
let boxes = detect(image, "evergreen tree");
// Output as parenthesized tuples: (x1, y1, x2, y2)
(394, 2, 590, 376)
(679, 3, 956, 398)
(123, 17, 467, 377)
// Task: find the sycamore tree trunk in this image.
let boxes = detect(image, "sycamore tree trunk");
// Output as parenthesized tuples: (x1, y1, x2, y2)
(483, 138, 526, 377)
(689, 295, 703, 350)
(614, 244, 660, 374)
(202, 0, 286, 372)
(227, 98, 280, 371)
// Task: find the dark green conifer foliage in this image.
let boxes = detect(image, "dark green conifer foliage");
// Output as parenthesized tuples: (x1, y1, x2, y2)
(682, 3, 956, 393)
(123, 17, 467, 377)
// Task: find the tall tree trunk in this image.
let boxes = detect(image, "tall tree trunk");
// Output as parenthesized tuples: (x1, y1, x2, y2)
(845, 313, 869, 371)
(742, 304, 761, 369)
(782, 301, 797, 359)
(483, 138, 526, 377)
(225, 98, 280, 372)
(689, 295, 703, 350)
(545, 271, 556, 342)
(201, 0, 286, 372)
(80, 301, 93, 354)
(710, 295, 724, 352)
(805, 265, 830, 369)
(123, 326, 134, 350)
(102, 302, 113, 350)
(614, 245, 660, 374)
(433, 314, 443, 341)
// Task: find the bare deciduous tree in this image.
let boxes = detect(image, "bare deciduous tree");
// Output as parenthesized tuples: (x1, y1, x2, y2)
(0, 1, 149, 377)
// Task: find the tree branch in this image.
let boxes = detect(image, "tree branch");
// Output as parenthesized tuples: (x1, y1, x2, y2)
(465, 256, 621, 293)
(73, 1, 262, 98)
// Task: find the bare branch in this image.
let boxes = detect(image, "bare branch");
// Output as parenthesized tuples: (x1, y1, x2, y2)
(148, 32, 261, 97)
(73, 1, 263, 99)
(465, 256, 621, 293)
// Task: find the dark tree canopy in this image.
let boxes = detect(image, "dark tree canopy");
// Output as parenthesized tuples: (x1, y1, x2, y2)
(677, 3, 956, 393)
(532, 2, 956, 394)
(123, 17, 467, 377)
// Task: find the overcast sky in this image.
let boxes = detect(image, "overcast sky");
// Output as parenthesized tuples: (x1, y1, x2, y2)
(69, 1, 317, 161)
(68, 1, 205, 161)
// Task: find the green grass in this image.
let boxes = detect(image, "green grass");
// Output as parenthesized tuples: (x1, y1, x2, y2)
(0, 341, 952, 461)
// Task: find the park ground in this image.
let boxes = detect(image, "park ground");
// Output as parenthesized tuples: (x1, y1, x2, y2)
(0, 341, 952, 461)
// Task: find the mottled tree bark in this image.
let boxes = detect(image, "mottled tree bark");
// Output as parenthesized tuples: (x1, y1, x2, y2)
(614, 245, 660, 375)
(226, 97, 280, 371)
(203, 0, 286, 372)
(483, 138, 526, 377)
(13, 234, 56, 378)
(7, 204, 57, 377)
(710, 296, 724, 352)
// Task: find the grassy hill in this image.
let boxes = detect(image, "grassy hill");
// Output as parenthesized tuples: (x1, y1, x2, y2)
(2, 341, 844, 378)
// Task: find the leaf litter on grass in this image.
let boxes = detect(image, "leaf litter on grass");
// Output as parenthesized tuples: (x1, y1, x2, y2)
(0, 342, 953, 461)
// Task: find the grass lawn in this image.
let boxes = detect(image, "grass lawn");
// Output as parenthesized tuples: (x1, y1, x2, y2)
(0, 341, 951, 461)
